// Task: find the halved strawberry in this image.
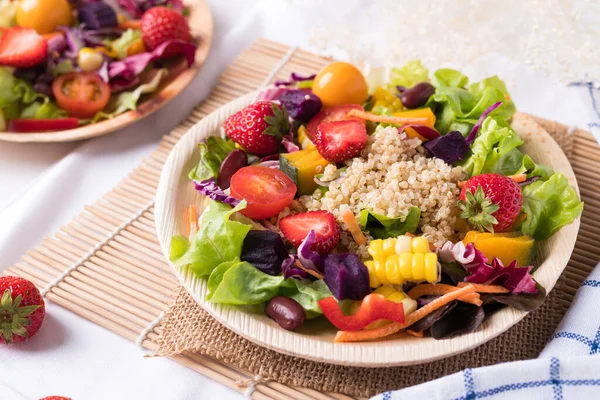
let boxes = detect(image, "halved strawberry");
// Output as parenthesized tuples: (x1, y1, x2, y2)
(0, 28, 47, 68)
(313, 120, 367, 163)
(279, 210, 340, 253)
(306, 104, 364, 140)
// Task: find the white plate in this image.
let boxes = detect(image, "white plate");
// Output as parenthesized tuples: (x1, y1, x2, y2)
(155, 91, 580, 367)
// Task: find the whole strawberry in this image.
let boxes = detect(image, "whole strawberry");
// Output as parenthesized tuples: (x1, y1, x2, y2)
(141, 7, 192, 56)
(224, 101, 290, 156)
(458, 173, 522, 232)
(0, 276, 45, 344)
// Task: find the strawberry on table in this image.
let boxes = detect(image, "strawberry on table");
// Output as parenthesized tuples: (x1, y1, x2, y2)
(458, 173, 523, 233)
(313, 119, 367, 163)
(141, 6, 192, 56)
(306, 104, 364, 140)
(0, 27, 47, 68)
(0, 276, 45, 344)
(224, 101, 290, 156)
(279, 210, 341, 253)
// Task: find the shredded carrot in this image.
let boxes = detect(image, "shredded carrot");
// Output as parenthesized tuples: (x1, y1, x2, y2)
(347, 109, 429, 125)
(119, 19, 142, 30)
(459, 173, 527, 188)
(405, 329, 424, 338)
(187, 205, 199, 238)
(507, 173, 527, 183)
(341, 209, 367, 246)
(294, 260, 324, 280)
(334, 284, 476, 342)
(407, 284, 482, 306)
(457, 282, 509, 294)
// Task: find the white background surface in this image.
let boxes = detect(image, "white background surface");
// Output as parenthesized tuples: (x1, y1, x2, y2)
(0, 1, 598, 399)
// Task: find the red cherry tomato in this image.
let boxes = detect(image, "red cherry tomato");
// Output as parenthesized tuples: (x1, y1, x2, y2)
(7, 118, 79, 132)
(229, 166, 296, 220)
(306, 104, 365, 140)
(52, 72, 111, 119)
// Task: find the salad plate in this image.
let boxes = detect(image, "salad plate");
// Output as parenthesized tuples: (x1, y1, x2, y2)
(155, 65, 581, 366)
(0, 0, 212, 143)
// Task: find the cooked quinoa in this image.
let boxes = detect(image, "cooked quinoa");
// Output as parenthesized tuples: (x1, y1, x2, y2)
(299, 125, 465, 254)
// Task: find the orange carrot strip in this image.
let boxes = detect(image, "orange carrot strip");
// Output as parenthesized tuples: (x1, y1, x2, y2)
(334, 284, 476, 342)
(119, 19, 142, 30)
(407, 284, 482, 306)
(187, 205, 199, 238)
(457, 282, 509, 294)
(294, 260, 324, 280)
(341, 209, 367, 246)
(347, 109, 428, 125)
(507, 173, 527, 183)
(405, 329, 424, 338)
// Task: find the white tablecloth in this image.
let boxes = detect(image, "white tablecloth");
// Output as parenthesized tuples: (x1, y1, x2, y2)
(1, 1, 599, 399)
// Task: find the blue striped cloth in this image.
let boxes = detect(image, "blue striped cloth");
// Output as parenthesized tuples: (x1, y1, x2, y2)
(372, 266, 600, 400)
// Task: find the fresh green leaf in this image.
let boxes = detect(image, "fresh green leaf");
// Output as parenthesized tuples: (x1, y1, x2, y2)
(111, 29, 142, 59)
(387, 60, 429, 90)
(169, 200, 252, 277)
(92, 69, 168, 123)
(520, 173, 583, 240)
(427, 69, 515, 135)
(0, 67, 65, 120)
(188, 136, 237, 182)
(207, 260, 332, 319)
(359, 207, 421, 239)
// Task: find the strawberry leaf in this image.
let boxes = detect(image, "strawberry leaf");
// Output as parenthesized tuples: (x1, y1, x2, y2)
(458, 186, 499, 232)
(263, 103, 290, 139)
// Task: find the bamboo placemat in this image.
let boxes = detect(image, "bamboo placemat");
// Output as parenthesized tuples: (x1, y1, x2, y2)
(4, 38, 600, 400)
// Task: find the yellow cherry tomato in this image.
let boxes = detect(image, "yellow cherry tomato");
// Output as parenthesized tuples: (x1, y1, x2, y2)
(16, 0, 72, 34)
(312, 62, 369, 108)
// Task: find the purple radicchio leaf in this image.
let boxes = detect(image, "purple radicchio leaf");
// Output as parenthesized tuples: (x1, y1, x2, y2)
(423, 130, 470, 165)
(439, 241, 489, 271)
(282, 255, 309, 280)
(282, 130, 300, 153)
(429, 302, 485, 339)
(323, 253, 370, 300)
(520, 176, 540, 187)
(297, 230, 323, 273)
(108, 40, 196, 82)
(256, 87, 288, 101)
(194, 178, 240, 206)
(474, 258, 538, 294)
(465, 101, 503, 144)
(274, 72, 316, 87)
(240, 230, 288, 276)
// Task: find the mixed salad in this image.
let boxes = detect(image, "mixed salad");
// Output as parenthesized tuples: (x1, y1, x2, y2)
(169, 60, 583, 343)
(0, 0, 197, 132)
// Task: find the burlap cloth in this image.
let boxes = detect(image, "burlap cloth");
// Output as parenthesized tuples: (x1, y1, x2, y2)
(153, 117, 574, 398)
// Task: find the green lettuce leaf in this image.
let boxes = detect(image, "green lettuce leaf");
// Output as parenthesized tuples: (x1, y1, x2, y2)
(207, 259, 332, 318)
(0, 67, 66, 120)
(359, 207, 421, 239)
(111, 29, 142, 59)
(169, 200, 252, 277)
(427, 69, 515, 135)
(92, 69, 167, 123)
(520, 173, 583, 240)
(387, 60, 429, 90)
(458, 117, 554, 180)
(188, 136, 237, 182)
(52, 59, 74, 77)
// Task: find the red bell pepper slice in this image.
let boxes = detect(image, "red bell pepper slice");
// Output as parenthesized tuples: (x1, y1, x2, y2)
(318, 294, 405, 331)
(8, 118, 79, 133)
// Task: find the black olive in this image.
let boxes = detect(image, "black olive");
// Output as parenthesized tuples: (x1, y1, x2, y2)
(400, 82, 436, 109)
(265, 296, 305, 331)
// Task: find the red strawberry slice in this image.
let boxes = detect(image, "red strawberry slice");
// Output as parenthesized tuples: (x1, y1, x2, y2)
(0, 28, 47, 68)
(313, 119, 367, 163)
(306, 104, 364, 140)
(279, 210, 340, 253)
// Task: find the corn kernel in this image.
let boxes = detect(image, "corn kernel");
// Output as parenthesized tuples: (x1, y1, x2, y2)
(411, 236, 430, 254)
(77, 48, 104, 72)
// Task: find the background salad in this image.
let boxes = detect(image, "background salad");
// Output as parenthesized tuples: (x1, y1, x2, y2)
(0, 0, 197, 133)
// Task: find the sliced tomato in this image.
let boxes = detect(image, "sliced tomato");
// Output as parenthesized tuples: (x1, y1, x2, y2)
(52, 72, 111, 119)
(8, 118, 79, 132)
(318, 294, 405, 331)
(306, 104, 365, 140)
(229, 166, 296, 220)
